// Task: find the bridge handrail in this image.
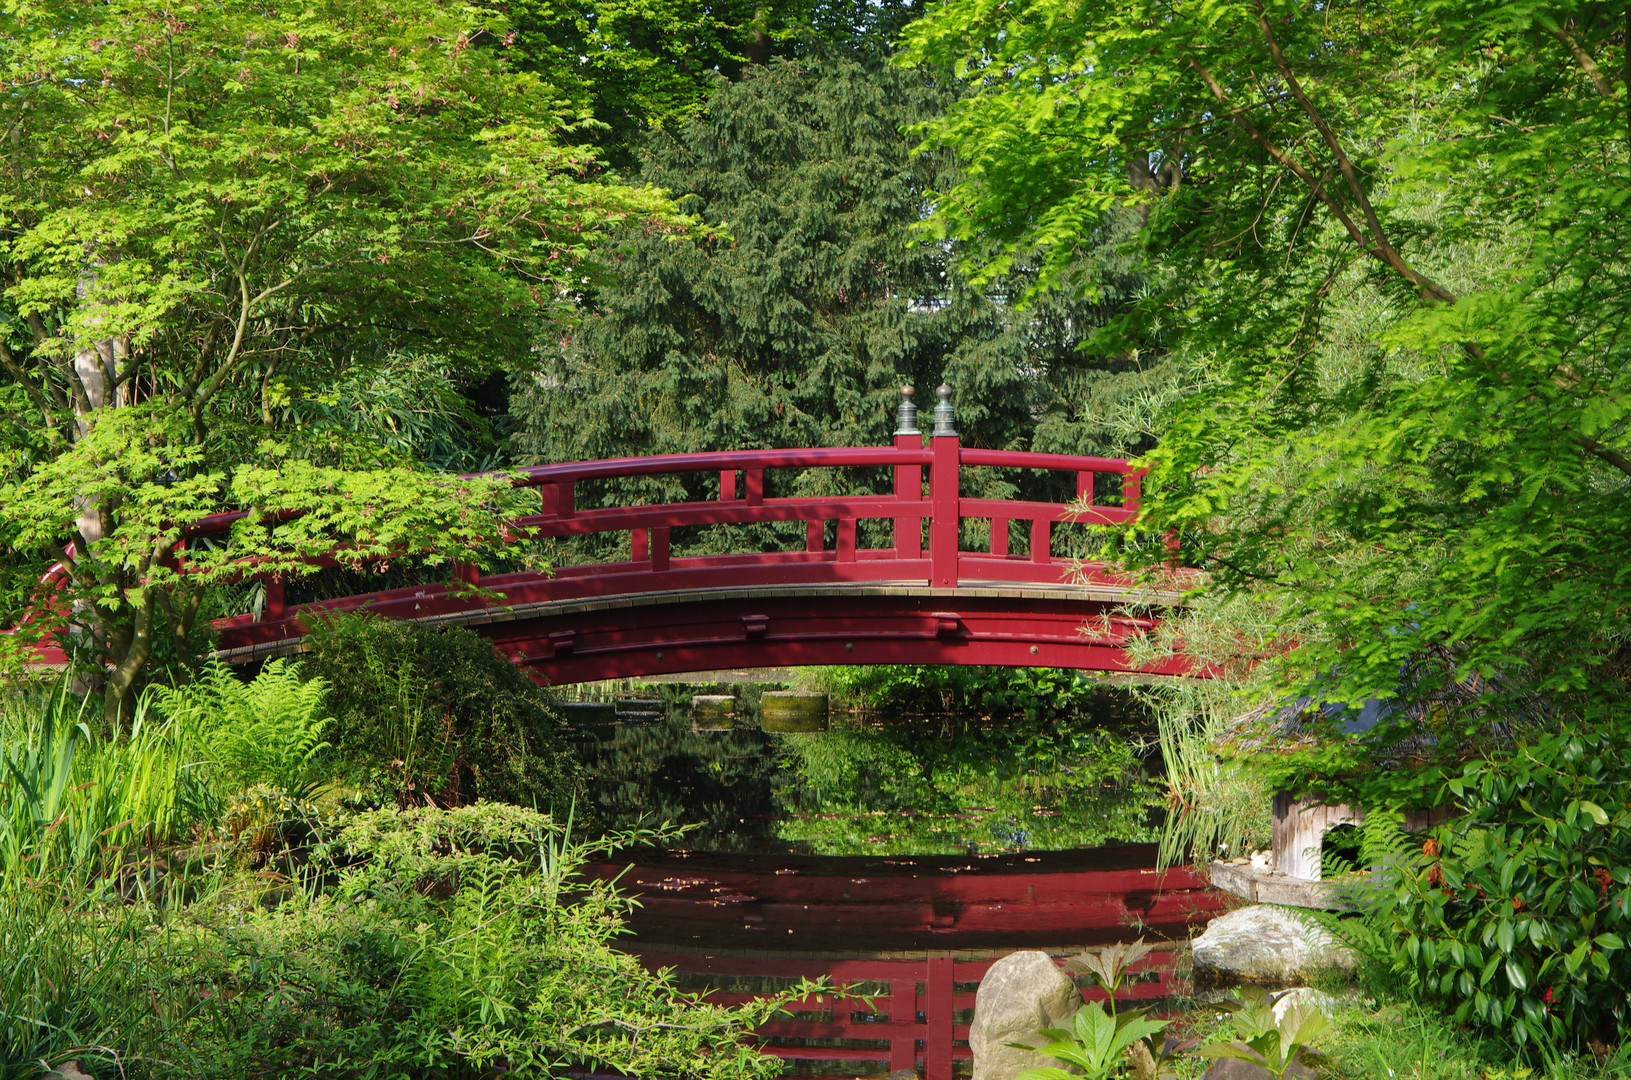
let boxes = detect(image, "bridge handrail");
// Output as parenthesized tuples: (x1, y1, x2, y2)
(513, 445, 931, 484)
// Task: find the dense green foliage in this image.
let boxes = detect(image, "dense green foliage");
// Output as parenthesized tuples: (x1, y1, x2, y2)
(0, 0, 674, 719)
(903, 0, 1631, 726)
(0, 669, 798, 1080)
(303, 615, 582, 810)
(503, 0, 929, 167)
(1324, 723, 1631, 1051)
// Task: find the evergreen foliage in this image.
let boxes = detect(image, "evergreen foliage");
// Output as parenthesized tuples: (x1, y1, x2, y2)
(511, 52, 1166, 539)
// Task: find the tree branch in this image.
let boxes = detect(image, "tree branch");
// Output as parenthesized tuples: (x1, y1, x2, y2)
(1545, 25, 1616, 99)
(0, 335, 56, 434)
(1253, 3, 1456, 303)
(1573, 434, 1631, 479)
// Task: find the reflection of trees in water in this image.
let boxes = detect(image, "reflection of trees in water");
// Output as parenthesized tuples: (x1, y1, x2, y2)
(775, 716, 1161, 855)
(569, 699, 1162, 856)
(571, 717, 793, 852)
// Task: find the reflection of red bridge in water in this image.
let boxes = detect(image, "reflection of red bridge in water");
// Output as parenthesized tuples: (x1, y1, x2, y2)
(195, 387, 1198, 682)
(586, 846, 1226, 1079)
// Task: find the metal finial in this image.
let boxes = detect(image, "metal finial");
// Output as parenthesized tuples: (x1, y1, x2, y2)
(894, 384, 919, 436)
(931, 382, 957, 437)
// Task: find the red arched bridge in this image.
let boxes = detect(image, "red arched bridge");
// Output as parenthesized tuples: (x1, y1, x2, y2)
(56, 387, 1198, 684)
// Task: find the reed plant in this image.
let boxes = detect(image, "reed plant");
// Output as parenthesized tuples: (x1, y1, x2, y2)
(0, 680, 208, 889)
(0, 871, 177, 1079)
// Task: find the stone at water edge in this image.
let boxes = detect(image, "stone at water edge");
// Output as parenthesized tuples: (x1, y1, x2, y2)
(1190, 904, 1356, 983)
(759, 691, 829, 732)
(691, 694, 737, 730)
(43, 1063, 95, 1080)
(969, 950, 1082, 1080)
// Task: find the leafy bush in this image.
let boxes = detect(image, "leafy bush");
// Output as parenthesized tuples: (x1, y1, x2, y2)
(1349, 723, 1631, 1052)
(165, 803, 806, 1079)
(150, 659, 331, 797)
(303, 614, 582, 810)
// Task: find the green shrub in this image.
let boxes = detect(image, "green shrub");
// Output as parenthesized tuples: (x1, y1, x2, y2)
(1352, 722, 1631, 1052)
(303, 614, 582, 810)
(166, 803, 806, 1080)
(150, 659, 331, 798)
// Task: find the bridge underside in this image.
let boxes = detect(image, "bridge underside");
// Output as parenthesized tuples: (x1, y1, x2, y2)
(216, 584, 1193, 685)
(484, 584, 1188, 684)
(220, 581, 1192, 685)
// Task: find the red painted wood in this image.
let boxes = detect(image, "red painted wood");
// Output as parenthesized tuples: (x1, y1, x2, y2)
(1031, 519, 1051, 563)
(837, 518, 857, 562)
(633, 938, 1195, 1079)
(25, 439, 1211, 680)
(989, 517, 1008, 557)
(925, 956, 954, 1080)
(264, 577, 284, 620)
(806, 519, 824, 553)
(1123, 469, 1144, 513)
(894, 433, 924, 560)
(958, 448, 1134, 474)
(650, 526, 670, 572)
(930, 434, 960, 588)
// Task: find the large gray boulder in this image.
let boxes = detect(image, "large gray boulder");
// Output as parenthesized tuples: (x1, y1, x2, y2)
(1191, 905, 1356, 983)
(970, 950, 1082, 1080)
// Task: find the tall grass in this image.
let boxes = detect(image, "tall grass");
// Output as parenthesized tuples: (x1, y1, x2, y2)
(1145, 682, 1271, 868)
(0, 872, 173, 1079)
(0, 681, 210, 888)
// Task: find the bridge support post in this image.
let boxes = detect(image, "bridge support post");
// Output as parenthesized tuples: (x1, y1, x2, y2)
(893, 385, 923, 559)
(929, 384, 959, 588)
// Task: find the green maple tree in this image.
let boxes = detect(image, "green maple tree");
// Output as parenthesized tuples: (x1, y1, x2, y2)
(0, 0, 678, 721)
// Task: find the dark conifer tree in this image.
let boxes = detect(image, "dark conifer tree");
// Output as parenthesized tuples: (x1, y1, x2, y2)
(511, 51, 1169, 553)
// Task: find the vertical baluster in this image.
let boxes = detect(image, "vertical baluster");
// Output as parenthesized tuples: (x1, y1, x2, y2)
(989, 517, 1008, 557)
(745, 469, 764, 505)
(837, 518, 856, 562)
(720, 470, 737, 501)
(632, 528, 648, 563)
(650, 526, 670, 572)
(1030, 518, 1051, 563)
(539, 483, 557, 517)
(1122, 469, 1143, 515)
(264, 576, 285, 621)
(1077, 469, 1095, 505)
(806, 519, 824, 553)
(556, 481, 575, 519)
(889, 977, 917, 1075)
(925, 956, 955, 1080)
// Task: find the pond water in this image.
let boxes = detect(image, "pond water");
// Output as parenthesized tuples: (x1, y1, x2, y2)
(564, 678, 1225, 1080)
(565, 686, 1163, 857)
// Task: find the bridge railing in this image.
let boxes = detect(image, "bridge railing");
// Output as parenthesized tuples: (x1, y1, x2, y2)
(498, 397, 1140, 592)
(205, 385, 1145, 630)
